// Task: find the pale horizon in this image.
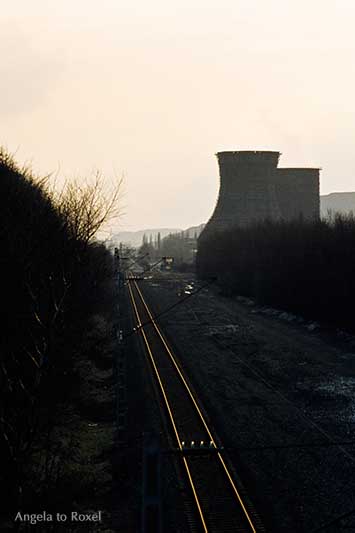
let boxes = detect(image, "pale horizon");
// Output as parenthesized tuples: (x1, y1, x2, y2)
(3, 1, 355, 232)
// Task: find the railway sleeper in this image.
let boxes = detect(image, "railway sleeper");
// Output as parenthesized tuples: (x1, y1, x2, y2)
(169, 442, 224, 456)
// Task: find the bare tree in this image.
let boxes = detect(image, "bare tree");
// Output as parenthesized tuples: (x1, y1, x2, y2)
(56, 172, 123, 245)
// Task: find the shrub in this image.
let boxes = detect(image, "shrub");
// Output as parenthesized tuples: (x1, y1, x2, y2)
(0, 148, 120, 522)
(197, 214, 355, 330)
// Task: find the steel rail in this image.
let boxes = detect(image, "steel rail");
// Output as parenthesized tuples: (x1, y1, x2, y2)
(127, 276, 208, 532)
(127, 274, 258, 532)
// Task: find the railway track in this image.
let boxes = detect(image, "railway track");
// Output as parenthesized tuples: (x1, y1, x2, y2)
(127, 274, 264, 533)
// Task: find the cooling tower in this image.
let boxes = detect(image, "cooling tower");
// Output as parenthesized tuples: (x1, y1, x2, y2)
(203, 151, 280, 234)
(275, 168, 320, 221)
(201, 150, 320, 239)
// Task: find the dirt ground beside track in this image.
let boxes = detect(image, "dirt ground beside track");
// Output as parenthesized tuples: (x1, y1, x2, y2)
(138, 271, 355, 533)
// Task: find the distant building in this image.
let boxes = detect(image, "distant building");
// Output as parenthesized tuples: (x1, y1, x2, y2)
(160, 256, 174, 271)
(201, 150, 320, 237)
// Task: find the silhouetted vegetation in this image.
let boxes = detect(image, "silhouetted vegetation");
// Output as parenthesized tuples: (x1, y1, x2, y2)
(0, 149, 120, 525)
(138, 231, 197, 270)
(197, 215, 355, 331)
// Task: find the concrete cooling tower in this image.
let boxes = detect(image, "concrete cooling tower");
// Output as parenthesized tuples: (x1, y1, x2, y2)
(201, 150, 320, 237)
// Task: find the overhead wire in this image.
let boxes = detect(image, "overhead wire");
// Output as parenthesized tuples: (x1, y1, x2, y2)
(123, 276, 216, 339)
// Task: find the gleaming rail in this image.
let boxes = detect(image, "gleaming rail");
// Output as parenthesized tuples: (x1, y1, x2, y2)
(127, 274, 262, 532)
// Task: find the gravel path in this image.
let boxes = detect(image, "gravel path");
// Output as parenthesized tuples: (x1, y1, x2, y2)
(140, 272, 355, 532)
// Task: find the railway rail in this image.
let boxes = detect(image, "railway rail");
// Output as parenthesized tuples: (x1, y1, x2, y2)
(127, 273, 263, 533)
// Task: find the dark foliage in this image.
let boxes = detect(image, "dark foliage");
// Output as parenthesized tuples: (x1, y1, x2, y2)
(138, 231, 197, 269)
(0, 149, 116, 523)
(197, 215, 355, 330)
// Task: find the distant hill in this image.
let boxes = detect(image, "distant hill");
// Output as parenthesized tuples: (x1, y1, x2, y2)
(321, 193, 355, 216)
(113, 223, 206, 248)
(112, 194, 355, 247)
(113, 228, 181, 247)
(182, 223, 205, 238)
(112, 195, 355, 247)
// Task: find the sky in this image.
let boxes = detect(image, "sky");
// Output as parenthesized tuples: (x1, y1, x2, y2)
(2, 0, 355, 231)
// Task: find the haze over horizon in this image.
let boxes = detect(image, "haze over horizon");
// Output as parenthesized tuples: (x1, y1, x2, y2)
(3, 1, 355, 231)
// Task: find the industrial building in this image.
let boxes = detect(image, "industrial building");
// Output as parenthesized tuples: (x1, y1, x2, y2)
(201, 150, 320, 237)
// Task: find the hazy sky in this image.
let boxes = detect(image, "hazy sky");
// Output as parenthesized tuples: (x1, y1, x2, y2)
(3, 1, 355, 231)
